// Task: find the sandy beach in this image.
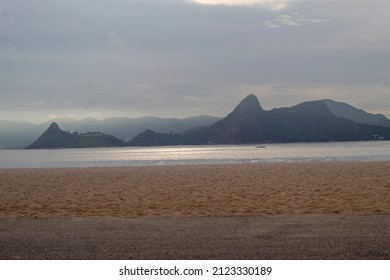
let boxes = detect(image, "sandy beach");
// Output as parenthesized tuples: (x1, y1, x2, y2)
(1, 162, 390, 218)
(1, 162, 390, 259)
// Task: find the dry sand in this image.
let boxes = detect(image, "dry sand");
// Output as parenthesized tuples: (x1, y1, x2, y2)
(1, 162, 390, 218)
(1, 162, 390, 259)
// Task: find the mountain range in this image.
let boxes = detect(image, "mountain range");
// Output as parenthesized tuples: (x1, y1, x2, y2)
(24, 94, 390, 149)
(0, 115, 219, 149)
(178, 95, 390, 144)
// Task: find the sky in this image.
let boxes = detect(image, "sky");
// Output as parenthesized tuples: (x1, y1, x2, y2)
(1, 0, 390, 123)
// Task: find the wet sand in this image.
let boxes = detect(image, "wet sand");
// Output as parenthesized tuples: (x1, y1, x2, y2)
(1, 215, 389, 259)
(1, 162, 390, 259)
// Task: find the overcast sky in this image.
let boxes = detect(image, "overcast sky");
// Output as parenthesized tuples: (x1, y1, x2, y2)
(1, 0, 390, 123)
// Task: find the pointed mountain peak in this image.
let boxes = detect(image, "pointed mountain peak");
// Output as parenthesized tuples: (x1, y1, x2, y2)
(48, 122, 60, 131)
(243, 93, 259, 102)
(240, 94, 261, 106)
(233, 94, 263, 114)
(205, 94, 265, 144)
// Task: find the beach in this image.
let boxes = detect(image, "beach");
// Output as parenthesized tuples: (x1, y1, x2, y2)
(1, 162, 390, 259)
(1, 162, 390, 218)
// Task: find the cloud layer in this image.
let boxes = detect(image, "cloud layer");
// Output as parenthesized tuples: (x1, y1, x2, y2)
(1, 0, 390, 122)
(191, 0, 293, 9)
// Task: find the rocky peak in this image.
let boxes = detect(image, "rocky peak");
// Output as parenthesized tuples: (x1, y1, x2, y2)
(47, 122, 61, 132)
(206, 94, 265, 144)
(232, 94, 263, 115)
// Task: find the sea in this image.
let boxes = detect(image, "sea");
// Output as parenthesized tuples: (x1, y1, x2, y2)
(0, 141, 390, 169)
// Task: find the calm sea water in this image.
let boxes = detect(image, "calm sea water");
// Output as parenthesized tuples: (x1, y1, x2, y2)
(0, 141, 390, 169)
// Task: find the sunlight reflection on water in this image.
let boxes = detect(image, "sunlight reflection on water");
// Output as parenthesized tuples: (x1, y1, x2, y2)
(1, 141, 390, 168)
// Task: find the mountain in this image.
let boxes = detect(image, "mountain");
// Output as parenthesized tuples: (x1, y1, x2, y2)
(25, 122, 124, 149)
(263, 101, 363, 142)
(204, 94, 265, 144)
(0, 115, 220, 149)
(129, 129, 182, 146)
(322, 99, 390, 127)
(130, 95, 390, 145)
(127, 95, 270, 146)
(14, 95, 390, 149)
(53, 115, 220, 141)
(178, 94, 265, 144)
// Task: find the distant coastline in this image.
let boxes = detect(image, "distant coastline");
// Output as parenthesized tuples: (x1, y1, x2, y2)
(23, 95, 390, 149)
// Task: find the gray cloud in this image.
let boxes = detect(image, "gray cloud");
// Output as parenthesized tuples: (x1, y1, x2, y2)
(191, 0, 294, 10)
(1, 0, 390, 122)
(263, 12, 327, 28)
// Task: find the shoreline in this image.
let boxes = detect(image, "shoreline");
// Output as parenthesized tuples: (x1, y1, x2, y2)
(1, 158, 390, 170)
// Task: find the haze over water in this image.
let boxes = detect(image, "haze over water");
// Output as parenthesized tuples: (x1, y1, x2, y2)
(1, 141, 390, 169)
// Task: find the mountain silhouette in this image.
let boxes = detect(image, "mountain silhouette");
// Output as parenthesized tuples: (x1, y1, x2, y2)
(26, 122, 124, 149)
(263, 101, 361, 142)
(322, 99, 390, 127)
(130, 95, 390, 145)
(26, 95, 390, 148)
(205, 94, 265, 144)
